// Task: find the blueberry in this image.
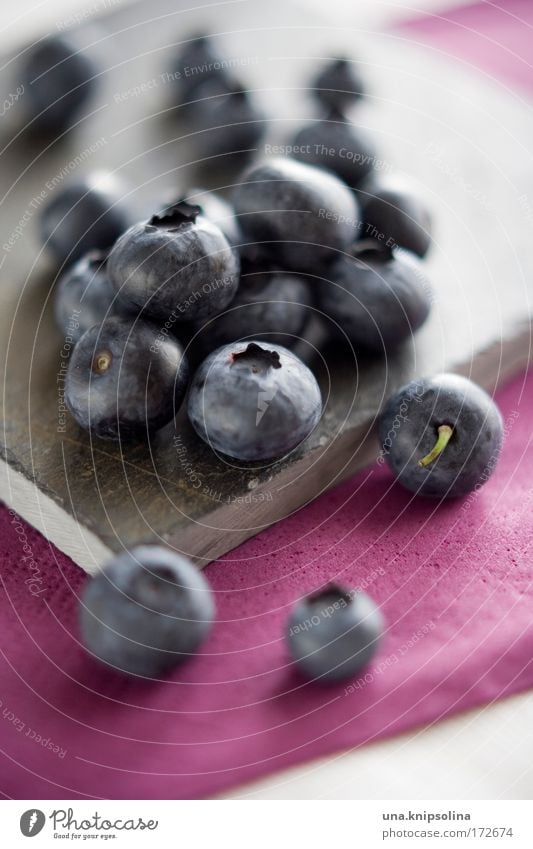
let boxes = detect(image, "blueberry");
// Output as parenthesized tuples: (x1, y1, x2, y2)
(187, 341, 322, 461)
(19, 34, 97, 135)
(193, 271, 311, 353)
(107, 200, 239, 323)
(287, 585, 384, 682)
(233, 157, 359, 271)
(80, 545, 214, 676)
(40, 172, 131, 267)
(291, 117, 377, 189)
(316, 242, 432, 352)
(65, 315, 189, 441)
(171, 33, 228, 106)
(310, 57, 366, 113)
(54, 250, 117, 344)
(378, 373, 504, 498)
(186, 76, 266, 162)
(361, 176, 432, 258)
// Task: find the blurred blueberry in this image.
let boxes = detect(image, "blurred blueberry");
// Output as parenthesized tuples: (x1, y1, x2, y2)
(80, 545, 214, 676)
(40, 172, 131, 267)
(287, 585, 384, 682)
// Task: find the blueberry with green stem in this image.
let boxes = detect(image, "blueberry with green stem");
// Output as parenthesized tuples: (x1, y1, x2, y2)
(378, 373, 504, 498)
(80, 545, 214, 677)
(287, 585, 384, 683)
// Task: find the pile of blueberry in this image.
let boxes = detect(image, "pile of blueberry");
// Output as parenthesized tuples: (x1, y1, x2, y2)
(33, 34, 504, 681)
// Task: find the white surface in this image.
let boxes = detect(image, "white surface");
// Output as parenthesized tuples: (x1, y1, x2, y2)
(222, 691, 533, 799)
(0, 459, 114, 574)
(0, 0, 461, 49)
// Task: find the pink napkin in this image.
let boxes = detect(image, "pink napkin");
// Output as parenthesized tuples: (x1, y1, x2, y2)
(1, 367, 532, 799)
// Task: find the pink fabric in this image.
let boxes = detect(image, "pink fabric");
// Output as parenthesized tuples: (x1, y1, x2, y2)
(0, 368, 532, 799)
(397, 0, 533, 95)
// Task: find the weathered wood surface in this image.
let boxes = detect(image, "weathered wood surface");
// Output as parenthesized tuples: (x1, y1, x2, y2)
(0, 0, 531, 572)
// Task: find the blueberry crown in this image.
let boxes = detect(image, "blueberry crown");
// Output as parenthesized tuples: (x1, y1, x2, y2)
(230, 342, 282, 373)
(149, 200, 202, 230)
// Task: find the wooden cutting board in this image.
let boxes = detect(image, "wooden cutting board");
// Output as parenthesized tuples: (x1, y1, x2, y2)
(0, 0, 531, 573)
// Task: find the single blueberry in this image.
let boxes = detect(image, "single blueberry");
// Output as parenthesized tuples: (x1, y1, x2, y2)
(54, 250, 117, 344)
(170, 33, 229, 106)
(186, 76, 267, 162)
(233, 156, 359, 272)
(80, 545, 214, 677)
(316, 242, 432, 352)
(187, 340, 322, 461)
(39, 172, 131, 267)
(360, 176, 432, 258)
(65, 315, 189, 441)
(107, 200, 240, 323)
(291, 117, 377, 189)
(193, 270, 312, 354)
(19, 34, 97, 135)
(310, 57, 366, 113)
(287, 585, 384, 683)
(378, 373, 504, 498)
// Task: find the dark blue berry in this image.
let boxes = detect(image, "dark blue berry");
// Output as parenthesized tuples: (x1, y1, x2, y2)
(65, 315, 189, 441)
(193, 271, 312, 354)
(291, 117, 377, 189)
(233, 157, 359, 271)
(39, 173, 131, 267)
(186, 76, 266, 162)
(19, 34, 97, 135)
(187, 341, 322, 461)
(316, 242, 432, 352)
(378, 373, 504, 498)
(361, 176, 432, 258)
(80, 546, 214, 677)
(311, 57, 366, 113)
(107, 201, 239, 323)
(287, 585, 384, 682)
(54, 250, 116, 344)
